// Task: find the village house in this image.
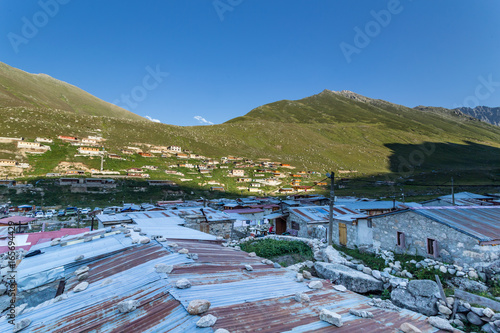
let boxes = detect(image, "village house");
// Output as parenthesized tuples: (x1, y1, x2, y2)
(58, 135, 78, 142)
(210, 186, 225, 192)
(0, 159, 17, 167)
(0, 137, 23, 143)
(148, 180, 177, 186)
(87, 135, 104, 141)
(121, 149, 134, 155)
(285, 205, 368, 245)
(420, 192, 497, 207)
(138, 152, 153, 157)
(167, 145, 182, 152)
(17, 141, 41, 149)
(65, 170, 86, 175)
(279, 187, 294, 194)
(369, 206, 500, 267)
(77, 147, 102, 155)
(230, 169, 245, 177)
(127, 168, 143, 173)
(176, 152, 189, 159)
(127, 172, 150, 178)
(35, 137, 53, 143)
(142, 165, 158, 170)
(107, 154, 123, 160)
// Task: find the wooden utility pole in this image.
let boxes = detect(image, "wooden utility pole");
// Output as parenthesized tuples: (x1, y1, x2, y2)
(327, 171, 335, 246)
(451, 177, 455, 205)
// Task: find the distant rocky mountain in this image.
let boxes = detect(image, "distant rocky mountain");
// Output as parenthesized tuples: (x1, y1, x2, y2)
(455, 106, 500, 126)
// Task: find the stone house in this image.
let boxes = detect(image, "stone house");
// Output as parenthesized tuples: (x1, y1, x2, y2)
(286, 205, 368, 246)
(369, 206, 500, 267)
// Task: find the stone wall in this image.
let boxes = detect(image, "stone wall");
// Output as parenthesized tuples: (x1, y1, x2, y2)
(287, 214, 358, 248)
(371, 211, 500, 267)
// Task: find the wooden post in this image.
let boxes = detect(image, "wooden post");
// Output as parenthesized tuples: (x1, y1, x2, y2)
(435, 275, 449, 307)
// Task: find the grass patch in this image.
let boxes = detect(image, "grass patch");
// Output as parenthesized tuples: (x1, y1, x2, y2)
(332, 245, 386, 271)
(240, 238, 313, 263)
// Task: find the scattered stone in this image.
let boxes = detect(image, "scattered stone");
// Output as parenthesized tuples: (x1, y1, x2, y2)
(319, 308, 342, 327)
(168, 243, 178, 247)
(451, 277, 488, 293)
(467, 311, 483, 326)
(77, 272, 89, 281)
(308, 281, 323, 289)
(248, 252, 256, 257)
(273, 262, 281, 268)
(13, 318, 31, 333)
(448, 268, 456, 275)
(349, 309, 373, 318)
(155, 264, 173, 274)
(333, 284, 347, 292)
(178, 248, 189, 254)
(469, 271, 479, 279)
(50, 240, 60, 246)
(75, 266, 89, 276)
(245, 265, 253, 271)
(427, 316, 454, 331)
(362, 267, 372, 275)
(446, 297, 454, 306)
(175, 278, 192, 289)
(294, 292, 310, 303)
(368, 298, 401, 311)
(187, 299, 211, 315)
(452, 319, 464, 328)
(101, 279, 113, 287)
(296, 273, 304, 282)
(438, 304, 452, 315)
(196, 314, 217, 328)
(302, 270, 312, 279)
(189, 253, 198, 260)
(133, 227, 141, 232)
(400, 322, 422, 333)
(117, 300, 140, 313)
(315, 262, 383, 293)
(470, 307, 484, 317)
(356, 264, 364, 271)
(73, 281, 89, 292)
(140, 237, 150, 244)
(391, 280, 439, 316)
(483, 307, 495, 318)
(372, 270, 382, 280)
(482, 323, 496, 333)
(74, 255, 84, 261)
(214, 329, 230, 333)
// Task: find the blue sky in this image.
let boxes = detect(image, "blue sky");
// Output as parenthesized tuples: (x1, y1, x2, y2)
(1, 0, 499, 126)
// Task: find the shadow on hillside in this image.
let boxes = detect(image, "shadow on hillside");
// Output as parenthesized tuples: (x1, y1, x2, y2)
(385, 141, 500, 176)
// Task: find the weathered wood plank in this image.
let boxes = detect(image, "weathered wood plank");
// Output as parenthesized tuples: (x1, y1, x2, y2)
(454, 289, 500, 312)
(435, 275, 449, 307)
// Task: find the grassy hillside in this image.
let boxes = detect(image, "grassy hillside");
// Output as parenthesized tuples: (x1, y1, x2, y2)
(1, 62, 500, 180)
(0, 62, 145, 121)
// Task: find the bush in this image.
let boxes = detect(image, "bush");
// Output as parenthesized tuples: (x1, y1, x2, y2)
(239, 238, 313, 260)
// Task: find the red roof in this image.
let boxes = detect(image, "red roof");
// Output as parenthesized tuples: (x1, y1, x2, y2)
(0, 216, 36, 225)
(0, 228, 89, 253)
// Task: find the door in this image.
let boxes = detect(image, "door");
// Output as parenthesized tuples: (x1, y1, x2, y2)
(339, 223, 347, 246)
(276, 218, 287, 235)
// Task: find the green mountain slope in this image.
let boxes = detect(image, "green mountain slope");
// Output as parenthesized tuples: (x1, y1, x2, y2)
(1, 63, 500, 178)
(0, 62, 145, 121)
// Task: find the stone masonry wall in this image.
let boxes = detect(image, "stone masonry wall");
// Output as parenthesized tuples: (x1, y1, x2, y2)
(371, 211, 500, 267)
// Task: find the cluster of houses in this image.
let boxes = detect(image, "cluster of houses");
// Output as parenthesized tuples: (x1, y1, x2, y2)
(4, 190, 498, 268)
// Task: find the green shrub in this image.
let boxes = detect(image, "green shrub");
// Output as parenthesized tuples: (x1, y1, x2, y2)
(239, 238, 313, 260)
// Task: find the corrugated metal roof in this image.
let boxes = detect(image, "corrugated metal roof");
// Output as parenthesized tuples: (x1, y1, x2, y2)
(3, 245, 205, 333)
(412, 206, 500, 242)
(207, 289, 441, 333)
(132, 218, 217, 241)
(289, 205, 365, 223)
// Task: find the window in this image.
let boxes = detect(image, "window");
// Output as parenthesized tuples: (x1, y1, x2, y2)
(291, 221, 300, 230)
(427, 238, 437, 257)
(367, 220, 372, 228)
(397, 232, 405, 248)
